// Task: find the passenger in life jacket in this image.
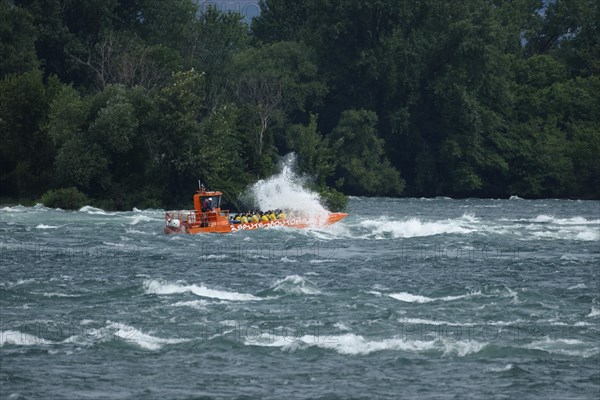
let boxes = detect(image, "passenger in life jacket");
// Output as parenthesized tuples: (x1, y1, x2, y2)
(240, 214, 248, 224)
(251, 212, 259, 223)
(268, 211, 276, 220)
(260, 212, 269, 222)
(203, 197, 213, 212)
(277, 209, 286, 220)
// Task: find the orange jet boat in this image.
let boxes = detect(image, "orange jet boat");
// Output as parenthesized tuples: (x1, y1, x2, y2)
(164, 186, 348, 234)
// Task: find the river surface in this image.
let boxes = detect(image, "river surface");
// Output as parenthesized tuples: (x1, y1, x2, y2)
(1, 197, 599, 399)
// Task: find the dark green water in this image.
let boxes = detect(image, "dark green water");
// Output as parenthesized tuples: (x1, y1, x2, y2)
(1, 198, 599, 399)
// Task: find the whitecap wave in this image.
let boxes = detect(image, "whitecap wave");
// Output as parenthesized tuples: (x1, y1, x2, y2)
(170, 300, 210, 310)
(79, 205, 113, 215)
(270, 275, 321, 295)
(529, 215, 600, 225)
(125, 228, 157, 235)
(388, 291, 481, 303)
(1, 278, 37, 287)
(396, 317, 526, 327)
(567, 283, 586, 290)
(128, 215, 156, 225)
(587, 307, 600, 318)
(41, 292, 80, 298)
(575, 230, 600, 241)
(531, 228, 599, 241)
(143, 279, 261, 301)
(106, 322, 190, 351)
(0, 205, 27, 212)
(35, 224, 59, 229)
(358, 217, 474, 239)
(485, 364, 515, 373)
(522, 338, 598, 358)
(245, 333, 487, 356)
(0, 330, 52, 346)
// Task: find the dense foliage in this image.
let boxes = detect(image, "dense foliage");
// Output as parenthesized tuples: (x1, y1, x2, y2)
(1, 0, 598, 210)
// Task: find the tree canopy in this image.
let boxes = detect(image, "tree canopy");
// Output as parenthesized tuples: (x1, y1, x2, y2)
(1, 0, 598, 210)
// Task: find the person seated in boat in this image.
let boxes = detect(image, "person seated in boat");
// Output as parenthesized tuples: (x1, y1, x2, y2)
(203, 197, 213, 212)
(277, 209, 286, 220)
(260, 212, 269, 222)
(251, 212, 259, 223)
(268, 210, 277, 220)
(234, 214, 241, 222)
(240, 214, 248, 224)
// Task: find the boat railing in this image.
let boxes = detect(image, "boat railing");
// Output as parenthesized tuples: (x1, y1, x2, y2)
(165, 209, 231, 227)
(165, 210, 197, 225)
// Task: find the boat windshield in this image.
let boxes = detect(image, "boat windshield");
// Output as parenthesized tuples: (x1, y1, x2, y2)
(201, 195, 221, 209)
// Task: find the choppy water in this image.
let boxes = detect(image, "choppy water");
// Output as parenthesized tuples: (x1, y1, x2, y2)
(1, 198, 599, 399)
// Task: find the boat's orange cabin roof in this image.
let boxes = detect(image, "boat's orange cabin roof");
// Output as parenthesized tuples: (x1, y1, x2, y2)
(195, 191, 222, 196)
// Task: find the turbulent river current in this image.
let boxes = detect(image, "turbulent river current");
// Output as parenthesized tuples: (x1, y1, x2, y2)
(1, 177, 599, 399)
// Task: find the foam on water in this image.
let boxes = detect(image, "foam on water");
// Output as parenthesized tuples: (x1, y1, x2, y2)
(170, 300, 210, 310)
(143, 279, 261, 301)
(125, 228, 156, 235)
(1, 331, 52, 346)
(567, 283, 587, 290)
(128, 215, 156, 225)
(246, 154, 329, 220)
(397, 317, 527, 327)
(79, 205, 114, 215)
(528, 215, 600, 225)
(587, 307, 600, 318)
(522, 338, 599, 358)
(0, 205, 27, 212)
(388, 291, 481, 303)
(270, 275, 321, 295)
(485, 364, 515, 373)
(358, 216, 474, 239)
(106, 322, 189, 351)
(530, 227, 599, 241)
(245, 333, 487, 356)
(35, 224, 59, 229)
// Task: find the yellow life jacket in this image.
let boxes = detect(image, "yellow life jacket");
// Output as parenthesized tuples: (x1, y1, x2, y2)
(234, 215, 241, 221)
(277, 213, 286, 220)
(261, 215, 269, 222)
(268, 213, 276, 220)
(251, 215, 259, 222)
(241, 216, 248, 224)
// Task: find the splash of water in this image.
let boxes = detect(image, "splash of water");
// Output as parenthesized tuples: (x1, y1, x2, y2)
(244, 154, 329, 219)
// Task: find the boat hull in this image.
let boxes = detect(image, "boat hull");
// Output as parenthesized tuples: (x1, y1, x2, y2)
(164, 212, 348, 234)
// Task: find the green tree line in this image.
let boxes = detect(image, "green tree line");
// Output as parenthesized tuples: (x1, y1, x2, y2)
(1, 0, 598, 210)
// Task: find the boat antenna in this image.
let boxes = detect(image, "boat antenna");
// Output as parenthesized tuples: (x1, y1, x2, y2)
(198, 180, 206, 192)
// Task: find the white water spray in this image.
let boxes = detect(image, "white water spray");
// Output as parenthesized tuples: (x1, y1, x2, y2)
(245, 154, 330, 220)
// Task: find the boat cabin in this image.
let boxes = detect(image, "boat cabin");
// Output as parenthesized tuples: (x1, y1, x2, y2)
(193, 190, 223, 213)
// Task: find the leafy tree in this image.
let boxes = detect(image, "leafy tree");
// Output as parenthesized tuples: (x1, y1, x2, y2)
(40, 187, 89, 209)
(0, 0, 38, 76)
(0, 69, 59, 197)
(286, 114, 335, 187)
(184, 6, 249, 110)
(329, 110, 404, 196)
(232, 41, 325, 176)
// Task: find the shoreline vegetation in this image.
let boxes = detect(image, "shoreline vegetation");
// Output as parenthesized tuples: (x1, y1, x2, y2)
(1, 0, 598, 211)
